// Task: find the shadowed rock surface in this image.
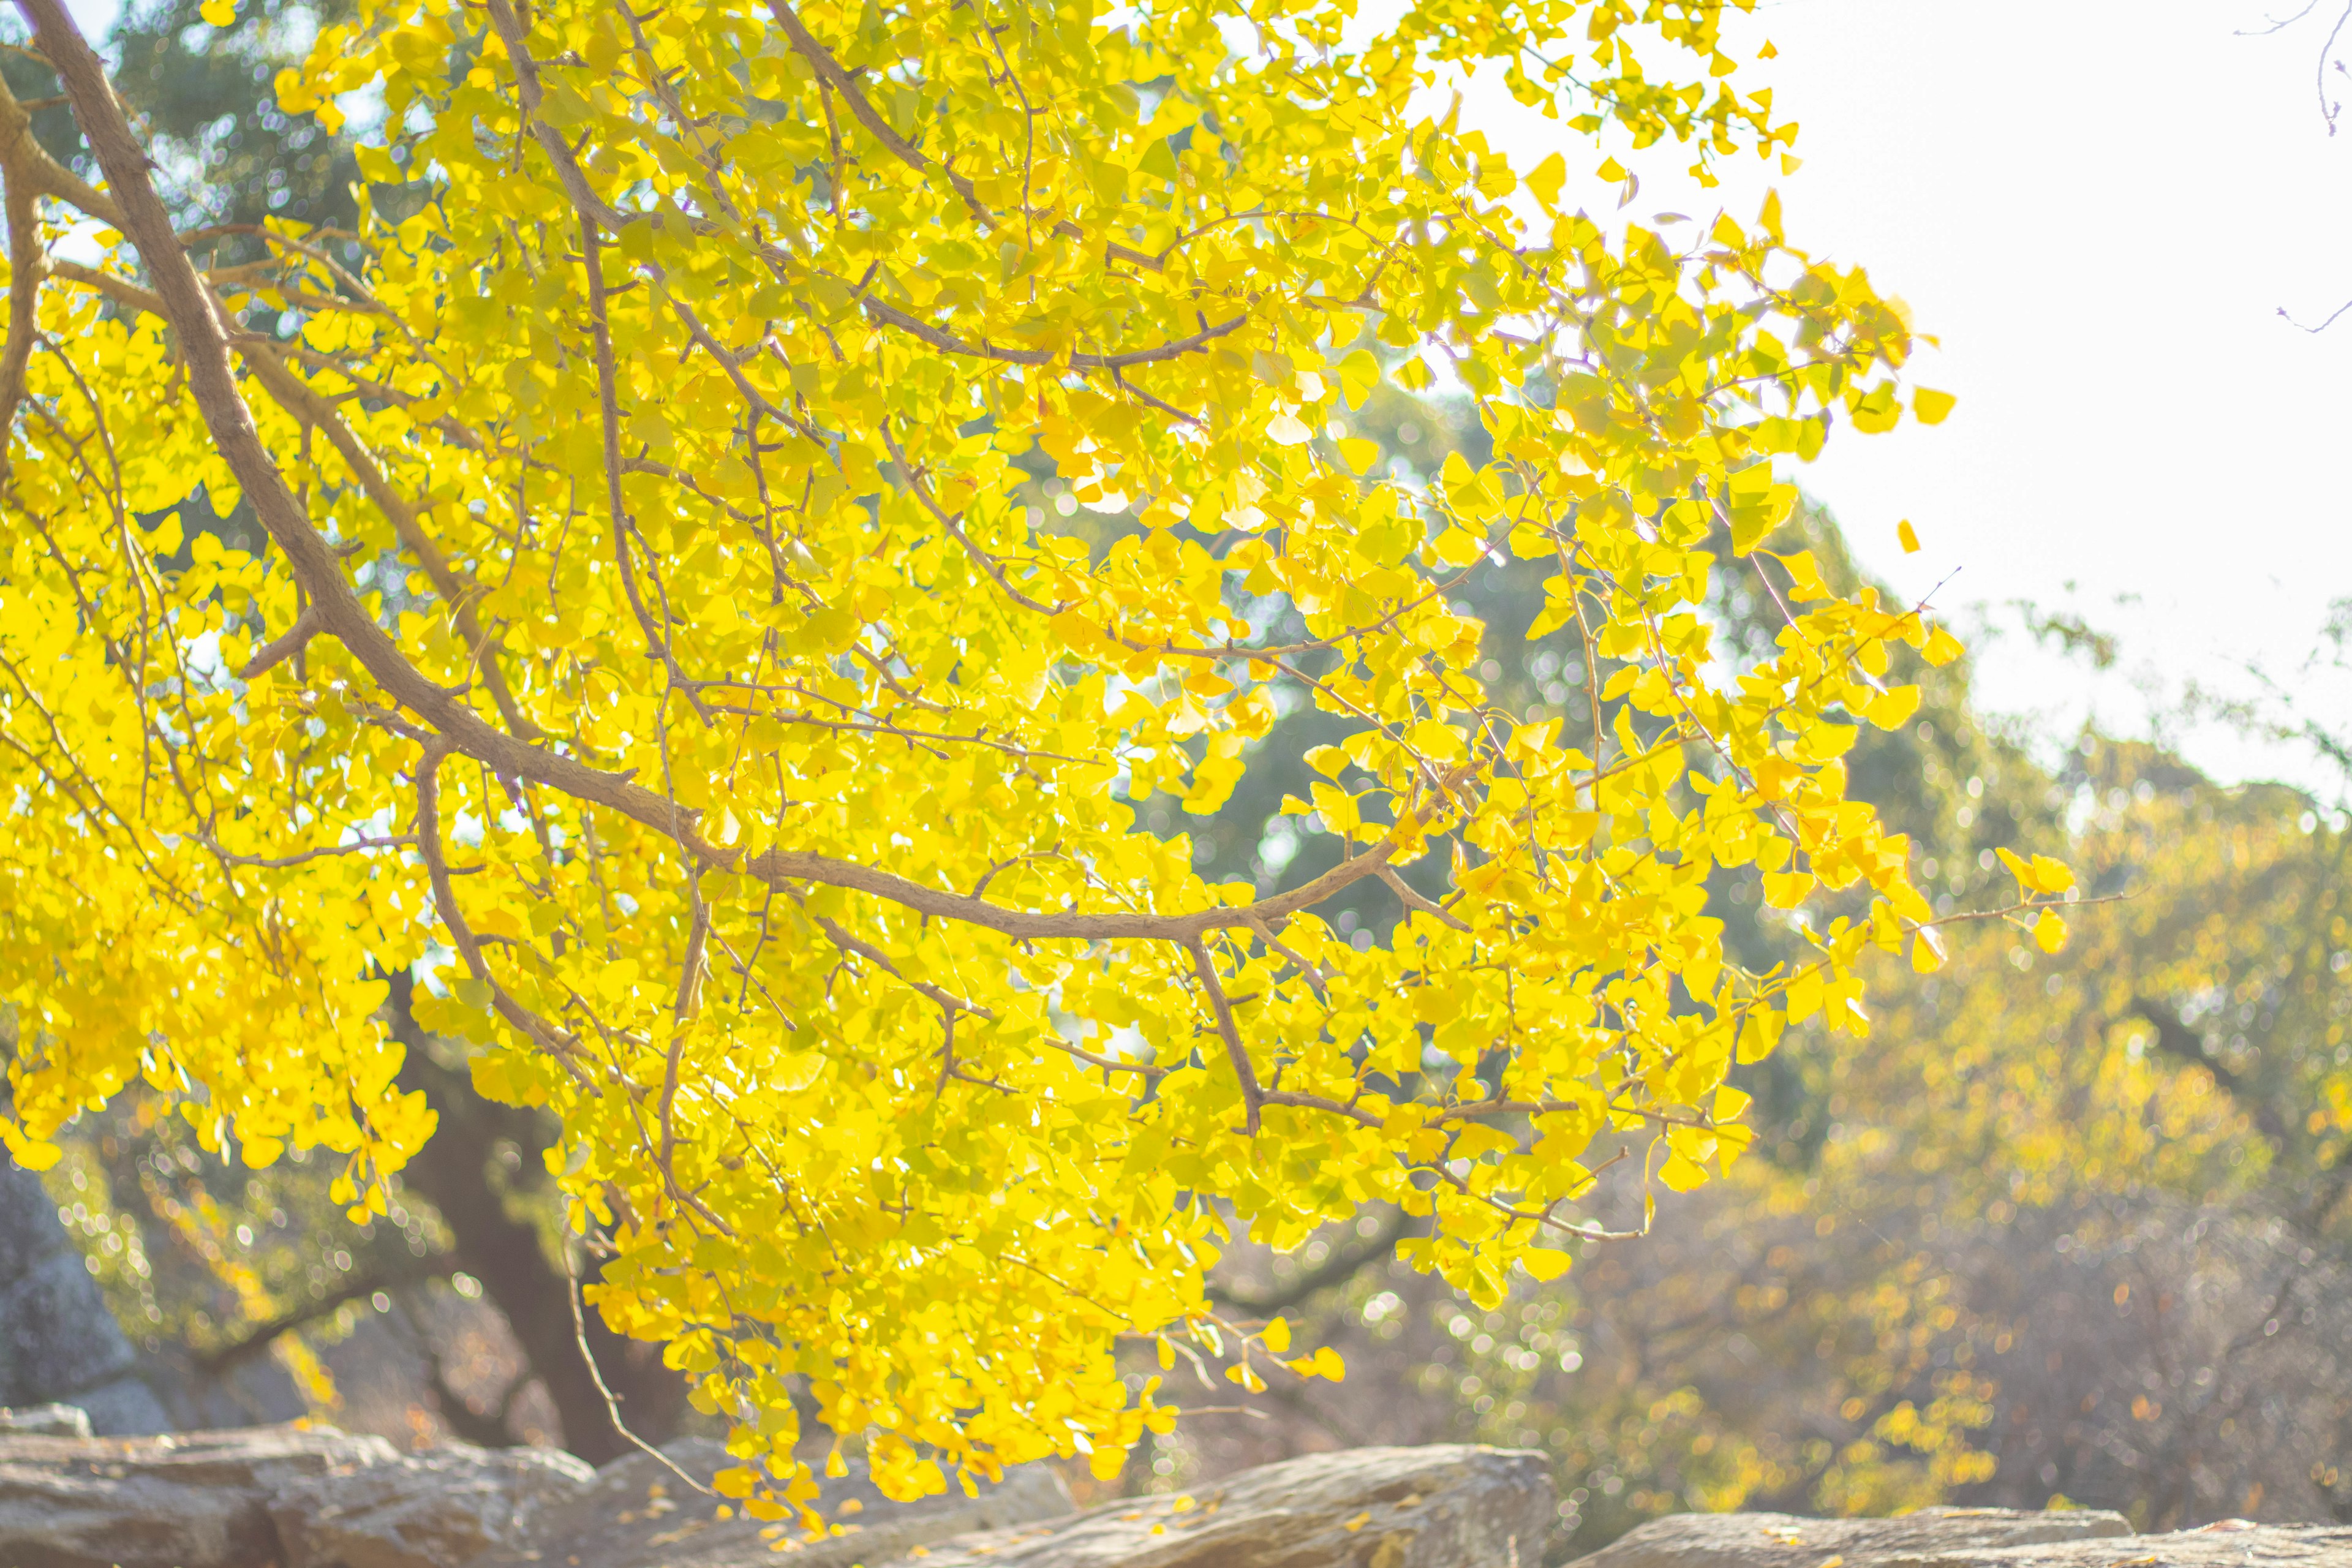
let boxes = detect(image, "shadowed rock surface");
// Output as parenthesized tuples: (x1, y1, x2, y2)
(1566, 1513, 2352, 1568)
(267, 1442, 595, 1568)
(1964, 1523, 2352, 1567)
(0, 1419, 1071, 1568)
(535, 1436, 1074, 1568)
(7, 1415, 2348, 1568)
(882, 1444, 1553, 1568)
(0, 1159, 171, 1436)
(0, 1423, 401, 1568)
(1572, 1507, 2138, 1568)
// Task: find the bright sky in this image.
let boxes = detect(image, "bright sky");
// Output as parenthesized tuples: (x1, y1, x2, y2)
(50, 0, 2352, 790)
(1459, 0, 2352, 795)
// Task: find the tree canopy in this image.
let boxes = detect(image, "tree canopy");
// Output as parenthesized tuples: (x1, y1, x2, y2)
(0, 0, 2067, 1515)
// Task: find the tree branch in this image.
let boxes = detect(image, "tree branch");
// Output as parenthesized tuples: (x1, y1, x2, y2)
(194, 1258, 455, 1375)
(1211, 1205, 1409, 1313)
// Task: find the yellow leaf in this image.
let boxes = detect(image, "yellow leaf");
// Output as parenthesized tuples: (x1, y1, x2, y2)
(1521, 1249, 1574, 1282)
(1910, 927, 1945, 973)
(354, 144, 404, 184)
(1913, 387, 1958, 425)
(1762, 871, 1816, 910)
(2033, 908, 2068, 953)
(1659, 1150, 1709, 1193)
(200, 0, 236, 23)
(6, 1137, 62, 1172)
(2027, 854, 2075, 894)
(1336, 348, 1381, 409)
(1897, 519, 1921, 554)
(1525, 151, 1567, 211)
(1779, 550, 1834, 602)
(1864, 685, 1920, 729)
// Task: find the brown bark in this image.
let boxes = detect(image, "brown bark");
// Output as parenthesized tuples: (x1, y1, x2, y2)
(385, 974, 685, 1463)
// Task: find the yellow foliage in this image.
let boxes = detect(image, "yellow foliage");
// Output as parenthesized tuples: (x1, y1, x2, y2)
(0, 0, 2065, 1504)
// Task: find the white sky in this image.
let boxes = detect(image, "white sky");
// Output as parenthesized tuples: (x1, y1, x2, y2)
(53, 0, 2352, 791)
(1458, 0, 2352, 796)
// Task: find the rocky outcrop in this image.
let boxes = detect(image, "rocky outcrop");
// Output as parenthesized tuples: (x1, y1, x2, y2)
(9, 1414, 2347, 1568)
(1566, 1511, 2352, 1568)
(1969, 1520, 2352, 1567)
(0, 1418, 1072, 1568)
(1573, 1506, 2136, 1568)
(267, 1442, 595, 1568)
(892, 1444, 1553, 1568)
(0, 1158, 171, 1436)
(0, 1422, 401, 1568)
(533, 1436, 1072, 1568)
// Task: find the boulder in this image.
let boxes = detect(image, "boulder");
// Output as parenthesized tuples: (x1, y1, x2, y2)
(537, 1436, 1074, 1568)
(884, 1444, 1553, 1568)
(1972, 1520, 2352, 1568)
(0, 1422, 399, 1568)
(0, 1159, 172, 1435)
(1571, 1509, 2137, 1568)
(268, 1442, 595, 1568)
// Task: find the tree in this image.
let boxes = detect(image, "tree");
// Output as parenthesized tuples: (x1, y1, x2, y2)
(0, 0, 2057, 1512)
(1185, 644, 2352, 1548)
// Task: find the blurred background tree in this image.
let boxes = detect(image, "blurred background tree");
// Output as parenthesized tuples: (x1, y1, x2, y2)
(1164, 428, 2352, 1550)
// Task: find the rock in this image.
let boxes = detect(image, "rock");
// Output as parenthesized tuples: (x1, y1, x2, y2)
(0, 1423, 399, 1568)
(0, 1407, 93, 1439)
(268, 1442, 595, 1568)
(1972, 1521, 2352, 1568)
(537, 1437, 1074, 1568)
(0, 1158, 172, 1435)
(884, 1444, 1553, 1568)
(1571, 1508, 2138, 1568)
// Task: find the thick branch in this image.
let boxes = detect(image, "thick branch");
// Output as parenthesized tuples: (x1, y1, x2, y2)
(0, 67, 122, 224)
(2128, 995, 2293, 1148)
(236, 605, 319, 679)
(862, 296, 1248, 371)
(1212, 1205, 1409, 1313)
(747, 837, 1397, 943)
(0, 167, 41, 442)
(49, 248, 537, 736)
(1188, 937, 1263, 1133)
(26, 4, 687, 845)
(194, 1259, 455, 1374)
(763, 0, 989, 225)
(30, 0, 1457, 1000)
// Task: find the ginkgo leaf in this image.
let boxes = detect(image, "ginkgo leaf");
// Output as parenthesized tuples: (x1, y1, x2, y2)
(1525, 151, 1567, 211)
(2033, 909, 2070, 952)
(1336, 349, 1382, 409)
(1521, 1250, 1574, 1282)
(1913, 387, 1958, 425)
